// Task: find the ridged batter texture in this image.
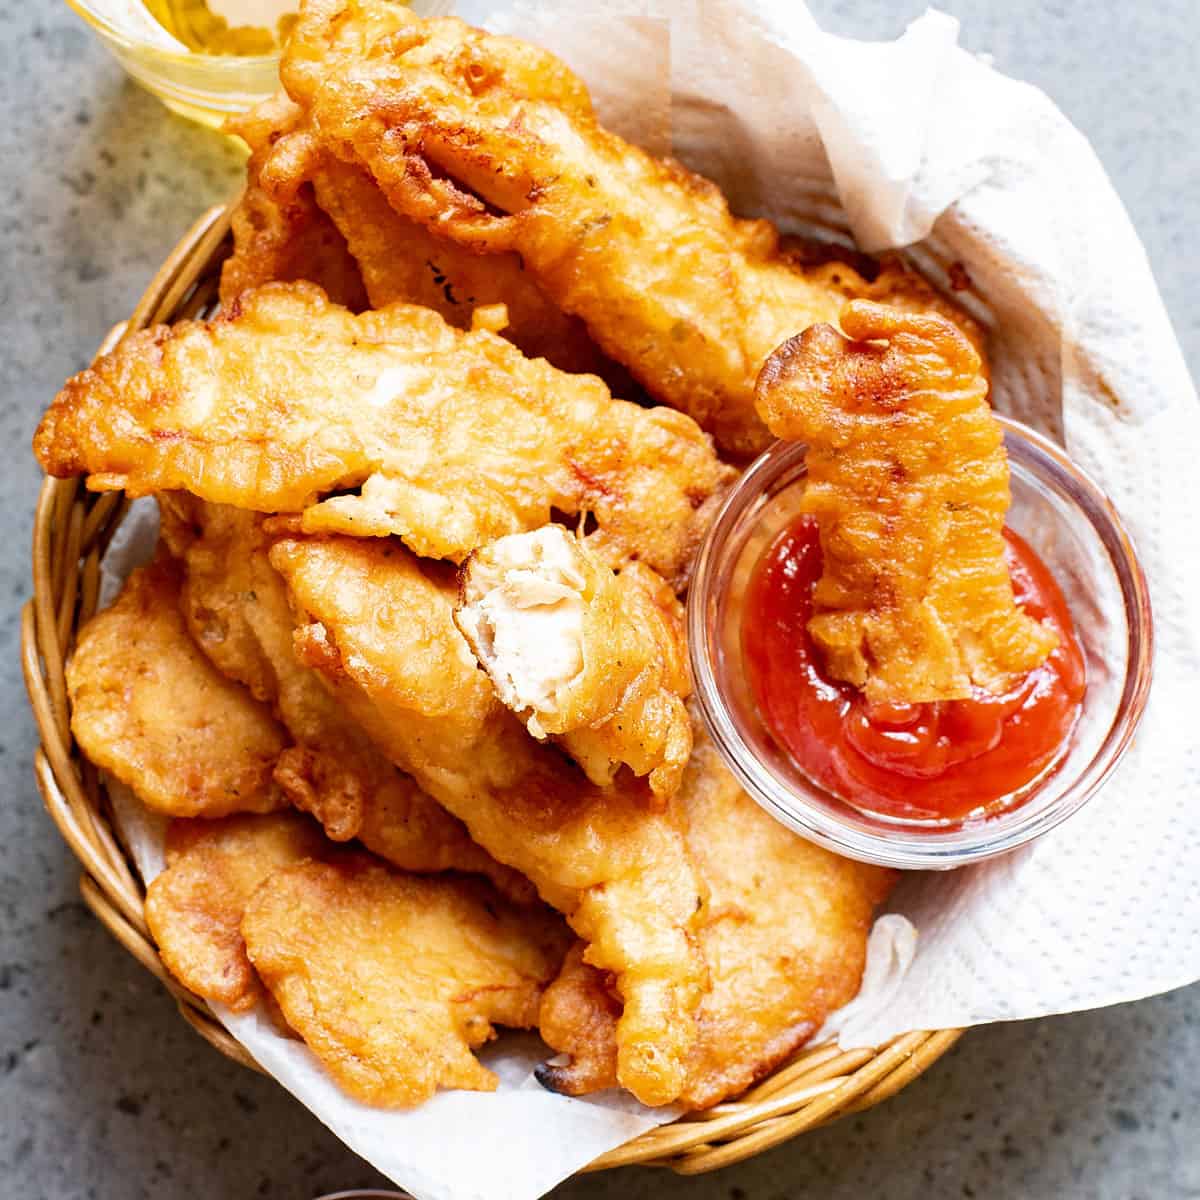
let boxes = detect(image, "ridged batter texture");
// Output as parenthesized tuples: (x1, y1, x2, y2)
(229, 89, 629, 385)
(285, 0, 985, 456)
(756, 300, 1057, 704)
(35, 283, 732, 588)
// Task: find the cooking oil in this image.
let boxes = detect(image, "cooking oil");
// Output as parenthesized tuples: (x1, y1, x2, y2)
(68, 0, 422, 129)
(141, 0, 298, 55)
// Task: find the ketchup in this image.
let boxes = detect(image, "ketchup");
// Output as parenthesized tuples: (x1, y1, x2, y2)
(742, 516, 1086, 822)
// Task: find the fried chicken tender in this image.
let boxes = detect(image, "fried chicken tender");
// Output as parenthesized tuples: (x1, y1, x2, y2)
(241, 853, 571, 1107)
(537, 724, 896, 1108)
(145, 811, 328, 1012)
(308, 142, 633, 385)
(281, 0, 593, 117)
(456, 525, 692, 801)
(289, 2, 984, 457)
(233, 88, 628, 385)
(67, 557, 287, 818)
(35, 283, 731, 586)
(158, 495, 533, 903)
(270, 534, 709, 1107)
(221, 93, 368, 311)
(756, 301, 1057, 703)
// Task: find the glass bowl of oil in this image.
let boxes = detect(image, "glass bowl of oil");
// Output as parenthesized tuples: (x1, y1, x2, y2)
(64, 0, 446, 130)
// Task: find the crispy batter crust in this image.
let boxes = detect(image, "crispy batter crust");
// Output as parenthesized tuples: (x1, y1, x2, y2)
(756, 301, 1057, 703)
(538, 723, 896, 1109)
(35, 283, 732, 588)
(145, 811, 328, 1011)
(159, 494, 534, 903)
(285, 1, 984, 456)
(67, 556, 287, 818)
(231, 88, 634, 387)
(271, 533, 710, 1107)
(242, 853, 570, 1107)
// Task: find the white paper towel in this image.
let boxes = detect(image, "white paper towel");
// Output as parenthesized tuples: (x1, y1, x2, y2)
(89, 4, 1200, 1197)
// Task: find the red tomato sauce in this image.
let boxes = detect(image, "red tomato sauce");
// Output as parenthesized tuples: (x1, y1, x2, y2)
(742, 516, 1086, 822)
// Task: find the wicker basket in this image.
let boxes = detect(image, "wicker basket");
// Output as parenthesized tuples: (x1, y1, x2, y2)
(21, 201, 964, 1176)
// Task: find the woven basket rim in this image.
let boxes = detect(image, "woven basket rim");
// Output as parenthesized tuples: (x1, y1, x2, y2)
(21, 198, 964, 1177)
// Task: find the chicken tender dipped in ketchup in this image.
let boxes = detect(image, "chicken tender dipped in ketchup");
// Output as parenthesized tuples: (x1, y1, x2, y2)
(747, 301, 1085, 821)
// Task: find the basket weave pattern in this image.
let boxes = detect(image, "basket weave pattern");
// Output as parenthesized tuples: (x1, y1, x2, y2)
(21, 202, 963, 1175)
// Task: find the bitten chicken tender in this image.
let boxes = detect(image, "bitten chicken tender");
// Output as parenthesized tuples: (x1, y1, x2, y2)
(158, 495, 533, 904)
(456, 525, 692, 801)
(537, 723, 896, 1108)
(756, 301, 1057, 703)
(145, 811, 328, 1012)
(221, 93, 368, 311)
(241, 854, 571, 1107)
(35, 283, 732, 587)
(289, 1, 984, 456)
(67, 556, 287, 818)
(270, 534, 709, 1107)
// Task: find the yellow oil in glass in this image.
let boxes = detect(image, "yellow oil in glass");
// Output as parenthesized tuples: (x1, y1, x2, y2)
(141, 0, 297, 55)
(68, 0, 411, 129)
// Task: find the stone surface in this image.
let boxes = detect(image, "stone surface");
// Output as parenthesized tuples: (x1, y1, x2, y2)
(0, 1, 1195, 1197)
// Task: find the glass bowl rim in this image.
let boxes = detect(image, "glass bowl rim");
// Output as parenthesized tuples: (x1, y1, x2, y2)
(687, 413, 1155, 871)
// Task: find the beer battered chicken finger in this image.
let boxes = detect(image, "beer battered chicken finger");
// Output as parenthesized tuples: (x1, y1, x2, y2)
(307, 141, 632, 385)
(158, 496, 534, 901)
(35, 283, 732, 585)
(291, 0, 983, 456)
(270, 534, 710, 1107)
(236, 89, 627, 382)
(145, 811, 329, 1012)
(456, 525, 692, 801)
(755, 301, 1056, 703)
(67, 556, 287, 818)
(241, 854, 570, 1107)
(538, 727, 896, 1108)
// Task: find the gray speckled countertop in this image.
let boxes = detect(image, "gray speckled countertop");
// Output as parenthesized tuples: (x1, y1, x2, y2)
(1, 1, 1197, 1197)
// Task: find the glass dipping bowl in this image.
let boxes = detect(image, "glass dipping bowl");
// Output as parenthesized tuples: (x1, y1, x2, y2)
(65, 0, 283, 129)
(689, 416, 1154, 870)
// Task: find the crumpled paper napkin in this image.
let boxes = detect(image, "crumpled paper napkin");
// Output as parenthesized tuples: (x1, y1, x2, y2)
(91, 3, 1200, 1197)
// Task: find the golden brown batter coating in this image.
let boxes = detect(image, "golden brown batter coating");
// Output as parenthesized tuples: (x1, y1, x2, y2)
(35, 283, 731, 588)
(271, 533, 710, 1107)
(67, 556, 288, 818)
(231, 89, 629, 383)
(538, 725, 895, 1108)
(242, 854, 570, 1108)
(145, 811, 327, 1012)
(756, 300, 1057, 704)
(221, 93, 368, 311)
(287, 1, 983, 456)
(159, 495, 534, 902)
